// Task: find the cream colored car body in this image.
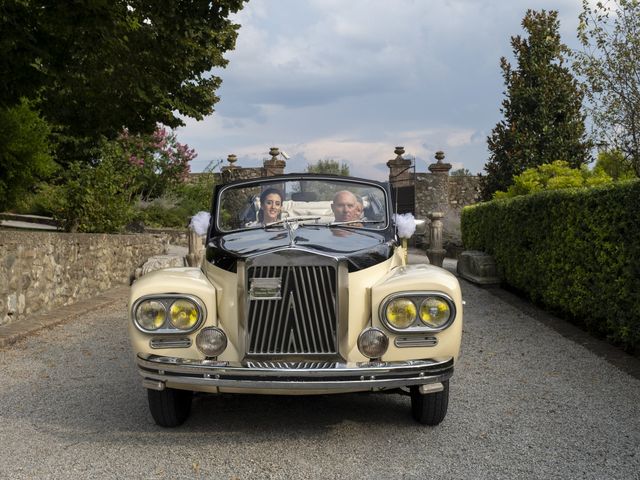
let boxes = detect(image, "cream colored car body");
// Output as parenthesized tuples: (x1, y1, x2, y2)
(129, 246, 462, 396)
(128, 174, 462, 426)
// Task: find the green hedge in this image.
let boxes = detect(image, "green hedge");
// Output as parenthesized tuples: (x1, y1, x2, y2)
(461, 180, 640, 352)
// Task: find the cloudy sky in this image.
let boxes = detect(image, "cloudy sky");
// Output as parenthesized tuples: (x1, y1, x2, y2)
(178, 0, 586, 180)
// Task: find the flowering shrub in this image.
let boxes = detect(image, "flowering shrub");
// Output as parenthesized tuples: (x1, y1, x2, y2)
(119, 126, 197, 200)
(50, 126, 199, 232)
(493, 161, 612, 199)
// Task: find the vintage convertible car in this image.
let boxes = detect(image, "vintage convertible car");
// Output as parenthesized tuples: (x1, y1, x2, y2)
(129, 174, 463, 427)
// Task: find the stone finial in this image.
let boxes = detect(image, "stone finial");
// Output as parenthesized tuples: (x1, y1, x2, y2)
(394, 146, 405, 159)
(269, 147, 280, 159)
(221, 154, 240, 183)
(428, 150, 452, 175)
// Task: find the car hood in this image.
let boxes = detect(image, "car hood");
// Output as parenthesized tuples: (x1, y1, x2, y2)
(207, 226, 395, 272)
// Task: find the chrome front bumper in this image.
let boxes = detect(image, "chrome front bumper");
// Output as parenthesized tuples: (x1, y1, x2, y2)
(136, 354, 454, 392)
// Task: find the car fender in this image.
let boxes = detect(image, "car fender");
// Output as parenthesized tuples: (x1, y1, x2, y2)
(128, 268, 218, 360)
(369, 264, 463, 362)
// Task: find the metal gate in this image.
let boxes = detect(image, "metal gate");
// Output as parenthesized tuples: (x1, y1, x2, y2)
(392, 185, 415, 215)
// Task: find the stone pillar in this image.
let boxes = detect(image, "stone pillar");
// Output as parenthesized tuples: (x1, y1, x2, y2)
(387, 146, 413, 188)
(263, 147, 286, 176)
(427, 151, 452, 210)
(426, 212, 446, 267)
(221, 154, 239, 183)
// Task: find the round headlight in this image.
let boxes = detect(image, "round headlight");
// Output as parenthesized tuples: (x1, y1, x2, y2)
(196, 327, 227, 357)
(169, 299, 199, 330)
(385, 298, 417, 329)
(136, 300, 166, 331)
(419, 297, 452, 328)
(358, 328, 389, 359)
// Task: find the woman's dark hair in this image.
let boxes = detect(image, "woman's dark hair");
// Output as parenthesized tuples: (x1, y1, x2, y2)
(258, 187, 283, 222)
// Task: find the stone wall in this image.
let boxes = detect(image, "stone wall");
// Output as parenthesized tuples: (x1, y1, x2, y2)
(220, 167, 263, 183)
(145, 228, 188, 247)
(0, 231, 169, 327)
(448, 175, 483, 209)
(415, 173, 481, 254)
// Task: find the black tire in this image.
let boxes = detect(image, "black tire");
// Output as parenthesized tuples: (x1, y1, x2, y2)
(147, 388, 193, 427)
(410, 380, 449, 426)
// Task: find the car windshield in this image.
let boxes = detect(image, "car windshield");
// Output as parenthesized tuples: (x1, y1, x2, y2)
(217, 178, 388, 232)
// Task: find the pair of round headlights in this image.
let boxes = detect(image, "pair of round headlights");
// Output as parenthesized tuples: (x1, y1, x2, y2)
(382, 295, 454, 332)
(135, 297, 201, 332)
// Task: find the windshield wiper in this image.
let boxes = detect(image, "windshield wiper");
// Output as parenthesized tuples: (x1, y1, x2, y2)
(263, 216, 322, 228)
(329, 219, 384, 227)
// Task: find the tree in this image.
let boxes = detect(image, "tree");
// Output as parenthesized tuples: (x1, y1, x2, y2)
(594, 149, 636, 181)
(0, 0, 246, 164)
(574, 0, 640, 177)
(451, 168, 473, 177)
(481, 10, 590, 200)
(53, 158, 136, 233)
(0, 99, 57, 211)
(306, 159, 350, 176)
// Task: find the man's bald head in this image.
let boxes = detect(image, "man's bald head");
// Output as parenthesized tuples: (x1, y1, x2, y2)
(332, 190, 360, 222)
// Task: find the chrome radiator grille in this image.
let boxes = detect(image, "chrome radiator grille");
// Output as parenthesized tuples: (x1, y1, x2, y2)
(246, 264, 338, 355)
(245, 361, 338, 369)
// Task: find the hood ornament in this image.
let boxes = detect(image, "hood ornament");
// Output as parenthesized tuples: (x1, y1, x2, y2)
(282, 217, 299, 246)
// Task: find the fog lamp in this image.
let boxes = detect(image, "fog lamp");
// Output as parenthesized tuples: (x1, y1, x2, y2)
(419, 297, 452, 328)
(196, 327, 227, 357)
(385, 298, 417, 329)
(135, 300, 166, 331)
(170, 299, 199, 330)
(358, 328, 389, 359)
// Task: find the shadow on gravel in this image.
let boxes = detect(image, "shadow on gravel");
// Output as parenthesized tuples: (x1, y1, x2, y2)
(0, 364, 419, 443)
(184, 390, 416, 433)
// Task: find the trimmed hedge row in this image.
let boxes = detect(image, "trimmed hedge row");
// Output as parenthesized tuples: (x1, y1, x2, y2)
(461, 180, 640, 352)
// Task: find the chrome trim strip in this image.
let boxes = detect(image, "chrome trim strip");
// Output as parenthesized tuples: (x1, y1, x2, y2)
(137, 354, 453, 391)
(336, 261, 349, 359)
(379, 291, 457, 334)
(140, 373, 452, 391)
(131, 294, 207, 335)
(394, 336, 438, 348)
(237, 260, 247, 357)
(150, 338, 192, 349)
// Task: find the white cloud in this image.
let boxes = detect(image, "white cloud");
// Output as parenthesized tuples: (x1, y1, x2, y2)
(445, 130, 477, 148)
(179, 0, 587, 178)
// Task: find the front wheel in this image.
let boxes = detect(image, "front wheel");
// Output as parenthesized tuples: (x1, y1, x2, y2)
(410, 380, 449, 426)
(147, 388, 193, 427)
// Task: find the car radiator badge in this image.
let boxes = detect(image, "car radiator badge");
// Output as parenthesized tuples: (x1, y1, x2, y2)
(249, 277, 282, 300)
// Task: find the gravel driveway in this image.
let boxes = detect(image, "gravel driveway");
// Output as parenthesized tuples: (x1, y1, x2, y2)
(0, 277, 638, 479)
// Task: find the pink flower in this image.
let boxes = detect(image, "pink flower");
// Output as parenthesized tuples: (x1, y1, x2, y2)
(129, 155, 144, 167)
